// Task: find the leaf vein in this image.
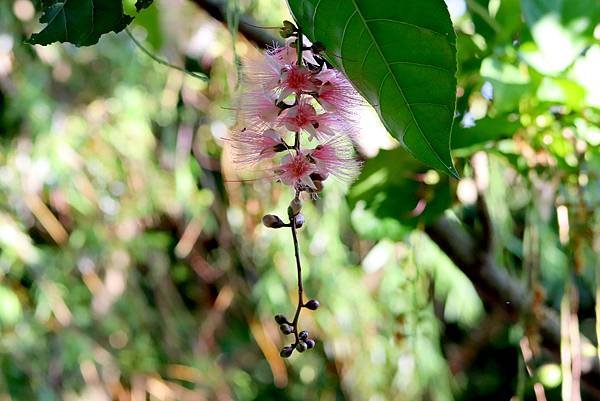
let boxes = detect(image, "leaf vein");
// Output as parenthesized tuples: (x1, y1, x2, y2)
(349, 0, 452, 171)
(389, 61, 451, 73)
(364, 18, 447, 38)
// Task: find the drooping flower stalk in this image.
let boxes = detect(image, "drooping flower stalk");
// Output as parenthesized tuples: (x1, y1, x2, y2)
(230, 21, 364, 357)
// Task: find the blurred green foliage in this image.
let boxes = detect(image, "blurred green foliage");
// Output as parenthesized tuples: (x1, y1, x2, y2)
(0, 0, 599, 401)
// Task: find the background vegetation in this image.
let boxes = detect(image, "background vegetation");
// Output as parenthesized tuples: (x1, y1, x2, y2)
(0, 0, 599, 400)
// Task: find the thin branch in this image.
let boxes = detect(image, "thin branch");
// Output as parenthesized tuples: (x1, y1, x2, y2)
(188, 0, 282, 49)
(289, 205, 304, 345)
(125, 28, 208, 81)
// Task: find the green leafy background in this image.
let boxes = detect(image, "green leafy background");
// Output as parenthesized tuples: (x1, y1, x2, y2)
(1, 0, 600, 400)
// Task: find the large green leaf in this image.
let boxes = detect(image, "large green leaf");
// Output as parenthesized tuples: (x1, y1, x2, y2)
(27, 0, 133, 46)
(287, 0, 459, 178)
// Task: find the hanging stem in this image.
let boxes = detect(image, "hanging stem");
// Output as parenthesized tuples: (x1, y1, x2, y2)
(289, 28, 305, 345)
(289, 195, 304, 345)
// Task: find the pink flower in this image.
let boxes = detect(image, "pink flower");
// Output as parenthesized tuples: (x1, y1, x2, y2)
(279, 100, 352, 140)
(276, 154, 317, 190)
(278, 65, 317, 100)
(279, 100, 318, 134)
(243, 52, 282, 93)
(268, 43, 297, 67)
(308, 136, 362, 183)
(239, 89, 281, 127)
(314, 68, 364, 121)
(229, 128, 284, 166)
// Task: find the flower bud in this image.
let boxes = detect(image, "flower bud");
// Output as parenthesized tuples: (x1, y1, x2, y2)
(310, 172, 329, 182)
(280, 346, 294, 358)
(262, 214, 285, 228)
(274, 314, 288, 325)
(305, 339, 316, 349)
(279, 324, 293, 335)
(312, 180, 324, 193)
(304, 299, 320, 310)
(299, 330, 309, 340)
(280, 20, 297, 38)
(296, 342, 308, 353)
(294, 214, 305, 229)
(288, 198, 302, 217)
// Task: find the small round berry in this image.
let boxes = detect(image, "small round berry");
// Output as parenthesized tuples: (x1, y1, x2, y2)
(305, 339, 316, 349)
(280, 346, 294, 358)
(296, 342, 308, 353)
(279, 324, 293, 335)
(294, 214, 305, 229)
(304, 299, 320, 310)
(274, 314, 288, 325)
(262, 214, 285, 228)
(299, 330, 309, 340)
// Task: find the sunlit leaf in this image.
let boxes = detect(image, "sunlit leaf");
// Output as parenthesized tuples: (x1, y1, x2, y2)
(287, 0, 459, 177)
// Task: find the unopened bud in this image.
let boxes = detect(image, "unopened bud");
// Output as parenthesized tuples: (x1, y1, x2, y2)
(310, 172, 329, 181)
(294, 214, 305, 229)
(274, 314, 288, 325)
(312, 180, 324, 193)
(262, 214, 285, 228)
(304, 299, 320, 310)
(280, 20, 297, 38)
(305, 339, 316, 349)
(280, 346, 294, 358)
(288, 198, 302, 217)
(296, 342, 308, 353)
(299, 330, 309, 340)
(279, 324, 293, 335)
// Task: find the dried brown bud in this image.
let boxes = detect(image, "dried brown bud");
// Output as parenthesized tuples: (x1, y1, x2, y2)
(310, 172, 329, 181)
(262, 214, 285, 228)
(312, 180, 324, 193)
(288, 198, 302, 217)
(280, 20, 297, 38)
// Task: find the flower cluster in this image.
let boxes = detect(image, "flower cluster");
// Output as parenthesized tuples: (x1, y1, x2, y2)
(229, 22, 364, 358)
(230, 31, 363, 192)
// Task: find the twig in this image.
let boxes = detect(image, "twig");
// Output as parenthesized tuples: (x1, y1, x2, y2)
(125, 28, 208, 81)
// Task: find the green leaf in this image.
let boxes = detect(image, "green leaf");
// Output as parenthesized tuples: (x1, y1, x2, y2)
(287, 0, 459, 178)
(348, 147, 452, 240)
(27, 0, 133, 46)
